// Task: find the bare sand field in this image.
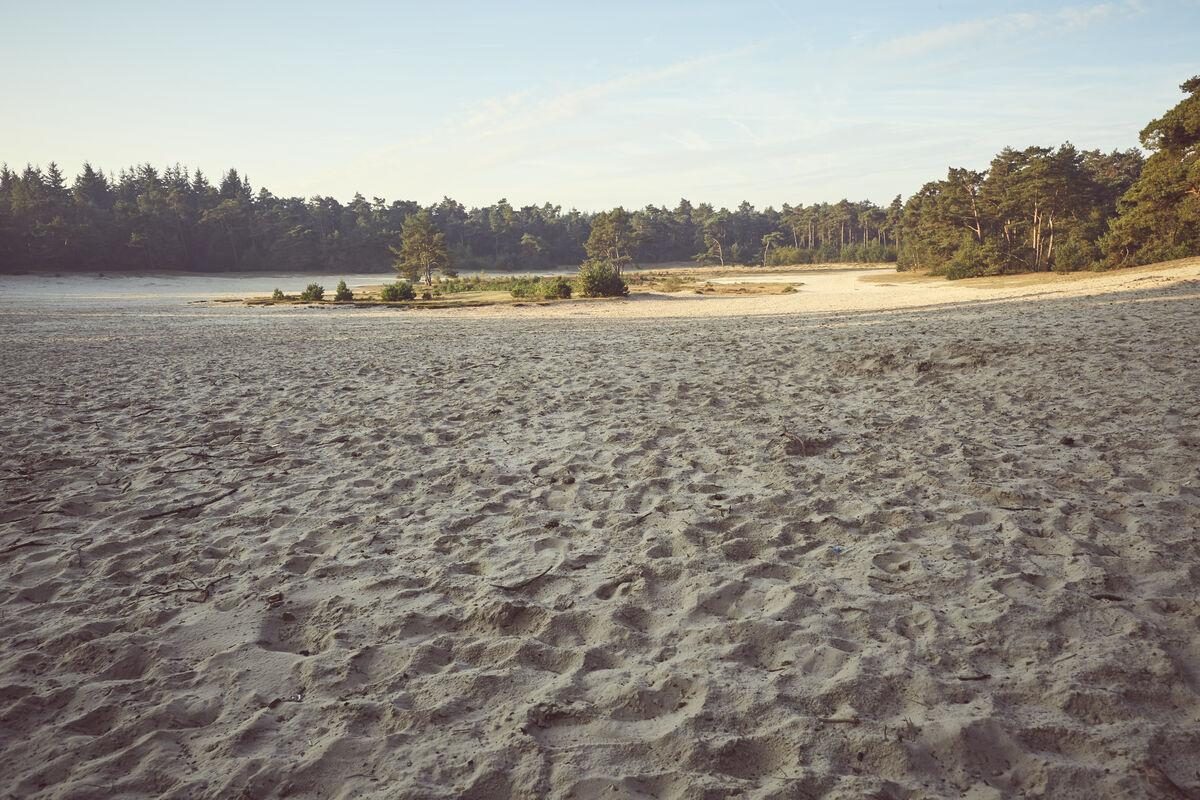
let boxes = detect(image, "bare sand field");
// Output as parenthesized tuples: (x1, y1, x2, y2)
(2, 262, 1199, 799)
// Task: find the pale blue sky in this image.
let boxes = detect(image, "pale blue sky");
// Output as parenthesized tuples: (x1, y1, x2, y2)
(2, 0, 1196, 209)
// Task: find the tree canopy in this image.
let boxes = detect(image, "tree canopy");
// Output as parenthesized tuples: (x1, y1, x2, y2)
(1099, 77, 1200, 267)
(393, 210, 449, 285)
(2, 77, 1198, 278)
(897, 145, 1144, 277)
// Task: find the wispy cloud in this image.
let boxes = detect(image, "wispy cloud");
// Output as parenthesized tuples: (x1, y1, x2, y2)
(877, 3, 1127, 58)
(456, 43, 761, 141)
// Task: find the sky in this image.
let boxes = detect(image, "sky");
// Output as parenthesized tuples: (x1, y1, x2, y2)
(2, 0, 1197, 210)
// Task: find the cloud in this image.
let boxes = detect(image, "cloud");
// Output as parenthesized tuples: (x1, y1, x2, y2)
(457, 44, 760, 141)
(877, 3, 1123, 58)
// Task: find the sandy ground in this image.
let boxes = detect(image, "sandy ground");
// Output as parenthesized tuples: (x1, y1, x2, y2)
(1, 263, 1199, 799)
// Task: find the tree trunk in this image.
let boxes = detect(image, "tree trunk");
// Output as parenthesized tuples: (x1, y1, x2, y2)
(1046, 214, 1055, 268)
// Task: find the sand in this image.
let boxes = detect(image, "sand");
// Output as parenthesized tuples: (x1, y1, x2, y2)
(1, 262, 1199, 799)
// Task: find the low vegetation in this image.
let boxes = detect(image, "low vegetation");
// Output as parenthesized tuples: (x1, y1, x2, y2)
(575, 259, 628, 297)
(299, 283, 324, 301)
(510, 275, 573, 300)
(379, 281, 415, 301)
(249, 264, 818, 308)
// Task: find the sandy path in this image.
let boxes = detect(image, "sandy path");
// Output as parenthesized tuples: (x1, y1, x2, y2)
(1, 265, 1199, 799)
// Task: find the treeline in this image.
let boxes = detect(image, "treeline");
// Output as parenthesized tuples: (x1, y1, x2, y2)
(899, 76, 1200, 277)
(897, 145, 1144, 277)
(2, 77, 1196, 277)
(0, 163, 896, 274)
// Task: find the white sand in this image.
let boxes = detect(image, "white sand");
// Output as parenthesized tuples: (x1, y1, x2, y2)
(2, 263, 1199, 799)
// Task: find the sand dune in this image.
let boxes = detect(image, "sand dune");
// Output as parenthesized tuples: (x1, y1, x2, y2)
(2, 263, 1199, 799)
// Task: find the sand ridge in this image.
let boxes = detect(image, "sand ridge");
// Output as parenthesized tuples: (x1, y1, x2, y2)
(1, 265, 1199, 798)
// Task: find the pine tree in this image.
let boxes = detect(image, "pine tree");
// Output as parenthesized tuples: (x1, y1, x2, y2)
(1101, 77, 1200, 266)
(392, 210, 449, 285)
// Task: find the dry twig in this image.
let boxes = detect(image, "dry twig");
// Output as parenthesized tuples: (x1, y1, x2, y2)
(489, 560, 558, 591)
(0, 539, 50, 555)
(138, 486, 239, 520)
(137, 575, 230, 602)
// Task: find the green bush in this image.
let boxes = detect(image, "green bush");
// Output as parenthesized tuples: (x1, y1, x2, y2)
(511, 275, 573, 300)
(379, 281, 415, 301)
(509, 277, 539, 299)
(299, 283, 325, 301)
(943, 238, 990, 280)
(1052, 236, 1097, 273)
(575, 259, 628, 297)
(765, 246, 813, 266)
(271, 288, 285, 300)
(334, 279, 353, 301)
(538, 275, 573, 299)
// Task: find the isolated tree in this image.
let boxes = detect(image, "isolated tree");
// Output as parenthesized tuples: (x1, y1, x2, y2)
(584, 208, 635, 273)
(392, 210, 449, 285)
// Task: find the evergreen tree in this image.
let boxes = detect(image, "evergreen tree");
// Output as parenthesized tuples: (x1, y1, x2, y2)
(392, 210, 449, 285)
(1101, 77, 1200, 266)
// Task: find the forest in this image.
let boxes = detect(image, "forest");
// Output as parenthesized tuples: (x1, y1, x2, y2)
(0, 166, 898, 275)
(1, 77, 1196, 278)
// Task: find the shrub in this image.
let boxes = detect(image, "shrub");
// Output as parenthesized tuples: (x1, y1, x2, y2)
(537, 276, 573, 299)
(421, 291, 432, 300)
(942, 238, 989, 280)
(765, 246, 813, 266)
(271, 288, 285, 300)
(507, 276, 574, 299)
(334, 279, 353, 301)
(509, 277, 539, 299)
(379, 281, 414, 301)
(299, 283, 325, 301)
(1052, 236, 1097, 273)
(575, 259, 628, 297)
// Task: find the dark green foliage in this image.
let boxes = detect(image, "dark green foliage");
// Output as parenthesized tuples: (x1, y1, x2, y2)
(379, 281, 414, 301)
(7, 80, 1199, 278)
(1052, 235, 1097, 273)
(0, 163, 897, 274)
(509, 275, 573, 300)
(299, 283, 324, 301)
(538, 275, 573, 299)
(393, 210, 450, 285)
(1100, 77, 1200, 267)
(334, 279, 353, 301)
(765, 242, 896, 266)
(436, 275, 509, 294)
(585, 208, 635, 271)
(899, 143, 1145, 276)
(575, 259, 628, 297)
(765, 246, 813, 266)
(271, 288, 285, 300)
(507, 278, 539, 298)
(943, 238, 992, 280)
